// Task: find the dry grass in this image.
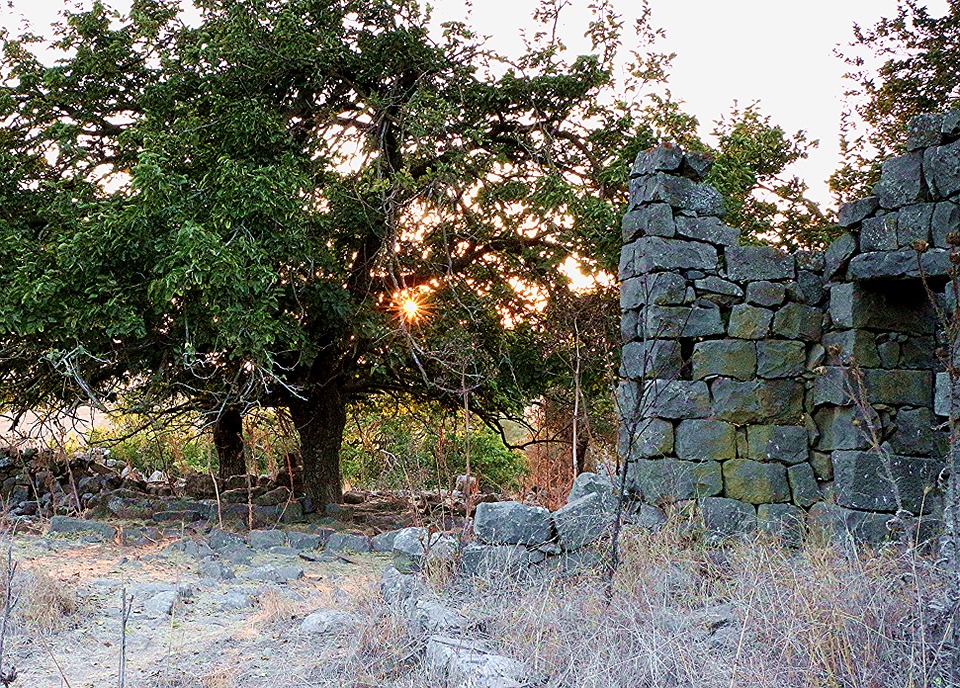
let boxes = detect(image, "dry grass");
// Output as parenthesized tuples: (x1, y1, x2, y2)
(252, 588, 302, 625)
(14, 567, 80, 632)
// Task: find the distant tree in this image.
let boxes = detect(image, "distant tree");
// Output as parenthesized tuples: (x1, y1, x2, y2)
(833, 0, 960, 201)
(0, 0, 826, 504)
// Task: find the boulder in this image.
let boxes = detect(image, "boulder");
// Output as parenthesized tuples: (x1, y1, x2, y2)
(473, 502, 553, 546)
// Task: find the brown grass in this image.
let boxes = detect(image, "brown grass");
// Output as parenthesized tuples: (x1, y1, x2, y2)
(16, 567, 80, 632)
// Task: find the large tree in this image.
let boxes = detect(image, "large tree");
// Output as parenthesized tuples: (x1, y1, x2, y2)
(0, 0, 824, 504)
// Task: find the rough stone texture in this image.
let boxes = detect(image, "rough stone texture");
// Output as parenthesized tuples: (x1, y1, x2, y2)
(814, 406, 871, 451)
(326, 532, 372, 553)
(552, 493, 608, 550)
(745, 281, 787, 307)
(860, 214, 898, 252)
(691, 339, 757, 380)
(897, 203, 934, 247)
(621, 272, 688, 309)
(567, 471, 615, 507)
(622, 203, 675, 242)
(459, 543, 540, 577)
(380, 565, 428, 606)
(727, 304, 773, 340)
(242, 565, 304, 583)
(300, 609, 359, 636)
(425, 635, 528, 688)
(838, 197, 880, 228)
(393, 527, 440, 573)
(628, 458, 722, 501)
(621, 340, 683, 379)
(620, 418, 674, 459)
(49, 516, 117, 540)
(932, 201, 960, 247)
(701, 497, 757, 537)
(371, 530, 400, 553)
(675, 420, 738, 461)
(631, 173, 726, 216)
(722, 460, 790, 504)
(247, 529, 286, 550)
(848, 248, 952, 280)
(642, 305, 725, 338)
(772, 303, 822, 341)
(755, 340, 806, 379)
(675, 216, 740, 245)
(747, 425, 808, 464)
(833, 451, 942, 514)
(725, 246, 794, 282)
(632, 145, 684, 176)
(924, 138, 960, 199)
(874, 152, 925, 208)
(787, 463, 821, 507)
(824, 232, 858, 280)
(474, 502, 553, 546)
(638, 380, 712, 420)
(758, 503, 805, 545)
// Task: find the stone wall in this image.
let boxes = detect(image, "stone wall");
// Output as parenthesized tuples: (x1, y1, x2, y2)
(619, 114, 960, 543)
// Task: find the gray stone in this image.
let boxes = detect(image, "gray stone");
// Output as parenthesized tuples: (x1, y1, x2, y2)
(640, 380, 712, 420)
(391, 527, 430, 573)
(700, 497, 757, 537)
(325, 532, 372, 553)
(675, 420, 738, 461)
(907, 113, 945, 150)
(822, 329, 880, 368)
(242, 565, 304, 583)
(897, 204, 935, 247)
(300, 609, 359, 636)
(808, 502, 893, 545)
(628, 458, 722, 501)
(747, 425, 808, 464)
(924, 139, 960, 199)
(838, 197, 880, 228)
(935, 372, 960, 416)
(621, 272, 688, 309)
(848, 248, 952, 280)
(932, 201, 960, 247)
(824, 233, 858, 280)
(627, 236, 719, 275)
(814, 406, 872, 451)
(552, 493, 608, 550)
(620, 417, 674, 459)
(694, 276, 743, 304)
(942, 110, 960, 137)
(371, 530, 400, 553)
(268, 545, 300, 556)
(567, 471, 616, 508)
(459, 543, 538, 577)
(874, 151, 926, 208)
(630, 173, 726, 216)
(727, 304, 773, 340)
(412, 599, 472, 634)
(862, 368, 933, 407)
(787, 463, 821, 507)
(380, 564, 428, 606)
(622, 203, 675, 242)
(632, 145, 684, 176)
(812, 366, 854, 406)
(247, 529, 286, 550)
(772, 303, 822, 341)
(745, 281, 787, 307)
(811, 452, 834, 481)
(621, 309, 639, 341)
(675, 216, 739, 245)
(757, 503, 805, 545)
(793, 270, 827, 306)
(710, 378, 803, 425)
(691, 339, 757, 380)
(682, 151, 713, 180)
(49, 516, 117, 540)
(425, 635, 528, 688)
(860, 214, 898, 252)
(198, 559, 235, 580)
(725, 246, 794, 282)
(144, 591, 180, 617)
(474, 502, 553, 546)
(756, 339, 806, 378)
(287, 531, 322, 551)
(628, 504, 668, 530)
(755, 379, 806, 423)
(710, 378, 761, 423)
(642, 304, 725, 338)
(621, 340, 683, 379)
(208, 528, 246, 551)
(722, 460, 791, 504)
(833, 451, 942, 513)
(890, 407, 940, 456)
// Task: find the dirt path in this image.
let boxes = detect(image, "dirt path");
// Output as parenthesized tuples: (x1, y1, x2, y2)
(4, 532, 391, 688)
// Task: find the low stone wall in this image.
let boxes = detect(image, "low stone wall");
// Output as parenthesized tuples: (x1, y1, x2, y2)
(619, 113, 960, 542)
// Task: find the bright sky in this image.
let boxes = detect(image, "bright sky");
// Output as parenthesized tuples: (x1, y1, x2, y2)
(2, 0, 950, 209)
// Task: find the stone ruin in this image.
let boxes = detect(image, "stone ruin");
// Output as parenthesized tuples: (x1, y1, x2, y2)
(618, 112, 960, 543)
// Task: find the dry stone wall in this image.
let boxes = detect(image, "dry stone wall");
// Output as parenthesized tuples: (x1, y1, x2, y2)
(619, 114, 960, 543)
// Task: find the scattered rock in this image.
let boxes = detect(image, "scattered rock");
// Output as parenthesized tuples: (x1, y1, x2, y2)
(325, 532, 372, 553)
(242, 565, 304, 583)
(425, 635, 528, 688)
(247, 529, 286, 550)
(49, 516, 117, 540)
(299, 609, 359, 636)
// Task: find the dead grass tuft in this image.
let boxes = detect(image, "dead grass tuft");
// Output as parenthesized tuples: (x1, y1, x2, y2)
(15, 567, 80, 632)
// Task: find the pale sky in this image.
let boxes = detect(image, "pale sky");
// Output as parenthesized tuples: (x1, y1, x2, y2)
(2, 0, 951, 208)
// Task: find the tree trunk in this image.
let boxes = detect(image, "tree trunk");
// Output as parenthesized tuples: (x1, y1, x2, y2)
(289, 384, 347, 507)
(213, 406, 246, 481)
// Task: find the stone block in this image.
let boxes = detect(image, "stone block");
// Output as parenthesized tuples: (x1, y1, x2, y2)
(694, 276, 743, 305)
(621, 340, 683, 380)
(848, 248, 952, 280)
(935, 371, 960, 416)
(631, 145, 684, 176)
(630, 173, 726, 216)
(568, 472, 616, 508)
(640, 380, 712, 419)
(711, 378, 761, 423)
(326, 532, 371, 553)
(474, 502, 553, 546)
(745, 281, 786, 307)
(860, 214, 898, 252)
(838, 197, 880, 228)
(943, 110, 960, 137)
(621, 272, 688, 309)
(722, 460, 791, 504)
(897, 203, 934, 247)
(900, 336, 938, 370)
(642, 304, 725, 338)
(675, 419, 738, 461)
(824, 233, 858, 280)
(725, 245, 795, 282)
(756, 339, 806, 378)
(675, 216, 739, 246)
(552, 493, 608, 550)
(459, 543, 538, 577)
(622, 203, 675, 242)
(248, 529, 286, 549)
(691, 339, 757, 381)
(924, 138, 960, 199)
(701, 497, 757, 537)
(888, 407, 938, 456)
(728, 304, 773, 339)
(758, 503, 805, 545)
(49, 516, 117, 540)
(682, 151, 713, 180)
(772, 303, 822, 341)
(932, 201, 960, 247)
(791, 270, 827, 306)
(627, 458, 723, 502)
(755, 379, 805, 423)
(619, 418, 674, 459)
(813, 405, 872, 451)
(832, 450, 942, 513)
(787, 463, 821, 507)
(811, 452, 834, 481)
(627, 236, 720, 275)
(874, 151, 926, 208)
(862, 368, 933, 407)
(907, 113, 945, 150)
(747, 425, 808, 464)
(822, 330, 880, 367)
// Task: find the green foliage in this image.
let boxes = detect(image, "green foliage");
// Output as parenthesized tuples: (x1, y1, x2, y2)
(832, 0, 960, 202)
